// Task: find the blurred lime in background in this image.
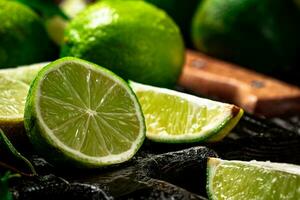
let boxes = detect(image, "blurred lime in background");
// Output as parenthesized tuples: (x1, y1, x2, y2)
(144, 0, 201, 47)
(60, 0, 90, 18)
(11, 0, 69, 45)
(13, 0, 88, 45)
(0, 1, 57, 68)
(192, 0, 300, 73)
(44, 0, 90, 45)
(61, 0, 185, 88)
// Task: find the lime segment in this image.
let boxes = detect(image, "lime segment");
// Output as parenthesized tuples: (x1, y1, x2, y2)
(130, 81, 243, 143)
(207, 158, 300, 200)
(24, 57, 145, 167)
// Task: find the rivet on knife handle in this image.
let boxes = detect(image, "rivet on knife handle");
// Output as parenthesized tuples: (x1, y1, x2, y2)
(178, 50, 300, 117)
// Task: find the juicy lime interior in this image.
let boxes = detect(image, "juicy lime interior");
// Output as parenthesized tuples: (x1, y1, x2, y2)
(131, 82, 237, 142)
(0, 76, 29, 121)
(37, 61, 143, 158)
(136, 90, 226, 135)
(208, 158, 300, 200)
(0, 62, 47, 85)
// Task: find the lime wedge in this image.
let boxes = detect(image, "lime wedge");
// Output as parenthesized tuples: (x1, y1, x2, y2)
(24, 57, 145, 168)
(0, 62, 48, 85)
(207, 158, 300, 200)
(129, 81, 243, 143)
(0, 76, 29, 130)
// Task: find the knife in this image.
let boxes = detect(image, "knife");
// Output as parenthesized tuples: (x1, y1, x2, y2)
(178, 50, 300, 117)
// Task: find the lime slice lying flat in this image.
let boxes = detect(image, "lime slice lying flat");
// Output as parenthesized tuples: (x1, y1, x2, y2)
(207, 158, 300, 200)
(0, 62, 48, 85)
(0, 63, 47, 142)
(0, 76, 29, 132)
(24, 57, 145, 167)
(130, 82, 243, 143)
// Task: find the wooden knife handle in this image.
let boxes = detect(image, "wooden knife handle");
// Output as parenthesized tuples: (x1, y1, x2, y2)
(178, 50, 300, 117)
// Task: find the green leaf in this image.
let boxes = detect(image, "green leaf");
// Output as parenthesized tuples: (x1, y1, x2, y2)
(12, 0, 69, 20)
(0, 129, 37, 176)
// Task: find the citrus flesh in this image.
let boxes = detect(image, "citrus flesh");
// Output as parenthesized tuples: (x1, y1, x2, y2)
(0, 62, 48, 85)
(0, 63, 46, 142)
(130, 82, 243, 143)
(0, 76, 29, 125)
(61, 0, 185, 88)
(24, 57, 145, 167)
(207, 158, 300, 200)
(0, 75, 29, 143)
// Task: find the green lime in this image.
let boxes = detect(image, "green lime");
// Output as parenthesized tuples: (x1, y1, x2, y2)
(61, 0, 185, 88)
(145, 0, 201, 46)
(0, 1, 57, 68)
(0, 62, 48, 85)
(24, 57, 145, 168)
(130, 81, 243, 143)
(207, 158, 300, 200)
(192, 0, 300, 73)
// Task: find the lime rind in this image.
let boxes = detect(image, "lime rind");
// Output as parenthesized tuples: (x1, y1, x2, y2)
(207, 158, 222, 200)
(130, 81, 242, 143)
(207, 158, 300, 200)
(207, 108, 244, 142)
(24, 57, 145, 167)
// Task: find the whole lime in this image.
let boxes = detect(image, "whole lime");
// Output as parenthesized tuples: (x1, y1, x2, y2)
(61, 0, 185, 87)
(145, 0, 201, 47)
(192, 0, 300, 73)
(0, 1, 57, 68)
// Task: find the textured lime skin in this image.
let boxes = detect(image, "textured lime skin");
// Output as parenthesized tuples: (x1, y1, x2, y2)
(61, 0, 185, 88)
(192, 0, 300, 73)
(145, 0, 201, 46)
(0, 1, 57, 68)
(24, 57, 145, 168)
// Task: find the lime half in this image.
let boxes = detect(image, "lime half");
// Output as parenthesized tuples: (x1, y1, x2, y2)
(0, 62, 48, 85)
(0, 76, 29, 130)
(0, 62, 47, 141)
(207, 158, 300, 200)
(130, 82, 243, 143)
(24, 57, 145, 167)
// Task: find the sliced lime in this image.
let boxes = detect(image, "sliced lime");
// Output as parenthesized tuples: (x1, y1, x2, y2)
(207, 158, 300, 200)
(0, 76, 29, 126)
(130, 81, 243, 143)
(24, 57, 145, 167)
(0, 62, 48, 85)
(0, 63, 46, 140)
